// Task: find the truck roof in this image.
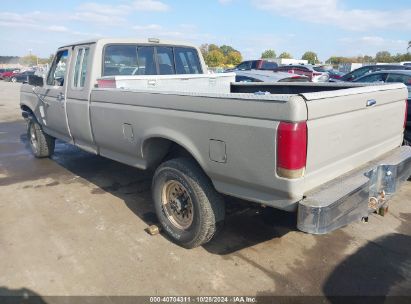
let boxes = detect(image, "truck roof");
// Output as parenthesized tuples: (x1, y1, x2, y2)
(58, 37, 199, 49)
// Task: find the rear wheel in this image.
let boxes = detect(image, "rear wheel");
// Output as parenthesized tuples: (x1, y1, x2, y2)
(28, 120, 55, 158)
(11, 77, 17, 83)
(152, 158, 225, 248)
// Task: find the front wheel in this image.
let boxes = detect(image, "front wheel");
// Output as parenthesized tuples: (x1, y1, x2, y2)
(152, 158, 225, 248)
(27, 120, 55, 158)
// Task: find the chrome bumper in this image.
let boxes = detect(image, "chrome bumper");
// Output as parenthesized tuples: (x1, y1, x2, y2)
(298, 146, 411, 234)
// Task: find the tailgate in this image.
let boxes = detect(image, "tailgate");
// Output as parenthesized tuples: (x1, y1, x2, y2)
(302, 83, 408, 191)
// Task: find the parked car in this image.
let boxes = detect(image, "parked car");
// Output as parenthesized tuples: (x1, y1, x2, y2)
(233, 70, 309, 82)
(226, 59, 278, 72)
(313, 66, 344, 80)
(274, 65, 329, 82)
(337, 64, 411, 82)
(353, 70, 411, 145)
(21, 38, 411, 248)
(9, 70, 35, 83)
(1, 69, 21, 81)
(0, 69, 18, 80)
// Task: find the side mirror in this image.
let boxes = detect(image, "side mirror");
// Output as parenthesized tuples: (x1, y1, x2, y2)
(28, 75, 44, 87)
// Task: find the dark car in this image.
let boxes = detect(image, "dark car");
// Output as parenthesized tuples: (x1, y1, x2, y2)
(354, 70, 411, 145)
(226, 59, 278, 72)
(339, 64, 411, 82)
(9, 70, 35, 83)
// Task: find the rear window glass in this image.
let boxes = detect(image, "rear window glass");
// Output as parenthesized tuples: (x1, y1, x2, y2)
(261, 61, 278, 70)
(103, 45, 201, 76)
(386, 73, 411, 85)
(156, 47, 175, 75)
(174, 47, 202, 74)
(356, 73, 386, 83)
(137, 46, 156, 75)
(103, 45, 138, 76)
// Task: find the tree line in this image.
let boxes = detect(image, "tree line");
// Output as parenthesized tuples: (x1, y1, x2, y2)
(0, 54, 53, 66)
(326, 51, 411, 65)
(4, 40, 411, 68)
(200, 44, 242, 67)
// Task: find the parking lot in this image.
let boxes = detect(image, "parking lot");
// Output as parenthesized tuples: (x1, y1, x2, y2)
(0, 80, 411, 297)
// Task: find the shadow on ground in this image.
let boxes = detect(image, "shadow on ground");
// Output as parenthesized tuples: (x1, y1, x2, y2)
(0, 286, 46, 304)
(323, 213, 411, 300)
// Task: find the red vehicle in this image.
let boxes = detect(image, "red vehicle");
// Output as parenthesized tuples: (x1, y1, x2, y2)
(0, 69, 20, 81)
(274, 65, 329, 82)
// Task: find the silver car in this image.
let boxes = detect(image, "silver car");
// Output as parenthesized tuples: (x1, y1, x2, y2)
(233, 69, 309, 83)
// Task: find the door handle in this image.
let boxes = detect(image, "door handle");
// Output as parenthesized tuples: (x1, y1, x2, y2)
(57, 92, 65, 102)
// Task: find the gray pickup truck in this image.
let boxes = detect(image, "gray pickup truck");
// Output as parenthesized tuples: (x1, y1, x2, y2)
(21, 38, 411, 248)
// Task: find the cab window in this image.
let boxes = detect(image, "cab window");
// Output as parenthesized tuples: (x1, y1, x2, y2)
(47, 50, 69, 86)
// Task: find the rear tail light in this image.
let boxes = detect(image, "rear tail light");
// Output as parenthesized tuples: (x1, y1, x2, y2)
(277, 122, 307, 179)
(405, 99, 408, 129)
(97, 79, 116, 88)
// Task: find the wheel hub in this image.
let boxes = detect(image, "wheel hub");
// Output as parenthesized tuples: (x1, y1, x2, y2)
(29, 123, 38, 152)
(162, 180, 193, 230)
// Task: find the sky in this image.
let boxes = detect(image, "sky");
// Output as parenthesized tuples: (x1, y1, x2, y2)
(0, 0, 410, 61)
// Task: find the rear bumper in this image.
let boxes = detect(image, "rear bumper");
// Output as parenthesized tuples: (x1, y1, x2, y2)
(298, 146, 411, 234)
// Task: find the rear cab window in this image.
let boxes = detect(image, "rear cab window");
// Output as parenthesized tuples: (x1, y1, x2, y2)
(102, 44, 202, 76)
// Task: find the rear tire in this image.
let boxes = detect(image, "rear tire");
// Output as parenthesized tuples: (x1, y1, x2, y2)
(27, 120, 55, 158)
(11, 77, 17, 83)
(152, 158, 225, 248)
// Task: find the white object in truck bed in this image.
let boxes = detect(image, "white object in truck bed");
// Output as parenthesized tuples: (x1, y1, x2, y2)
(97, 73, 236, 94)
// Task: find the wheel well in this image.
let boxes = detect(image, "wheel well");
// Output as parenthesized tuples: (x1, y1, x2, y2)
(21, 105, 33, 113)
(142, 137, 201, 169)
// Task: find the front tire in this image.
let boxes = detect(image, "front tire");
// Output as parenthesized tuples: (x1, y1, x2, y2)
(152, 158, 225, 248)
(27, 120, 55, 158)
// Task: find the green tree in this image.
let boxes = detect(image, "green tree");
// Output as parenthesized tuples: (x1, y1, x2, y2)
(375, 51, 392, 63)
(226, 51, 242, 65)
(220, 45, 237, 56)
(261, 49, 276, 59)
(205, 49, 225, 67)
(208, 44, 220, 52)
(279, 52, 292, 59)
(363, 55, 374, 63)
(301, 51, 319, 64)
(408, 41, 411, 53)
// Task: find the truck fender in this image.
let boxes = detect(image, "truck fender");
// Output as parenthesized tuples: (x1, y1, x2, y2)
(141, 131, 207, 173)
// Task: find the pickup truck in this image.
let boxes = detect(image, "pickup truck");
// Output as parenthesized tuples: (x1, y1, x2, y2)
(20, 38, 411, 248)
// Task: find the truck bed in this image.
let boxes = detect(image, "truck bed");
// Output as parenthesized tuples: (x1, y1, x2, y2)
(87, 82, 408, 210)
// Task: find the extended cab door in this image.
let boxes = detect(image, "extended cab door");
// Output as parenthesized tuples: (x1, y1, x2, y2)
(39, 48, 72, 142)
(65, 44, 97, 153)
